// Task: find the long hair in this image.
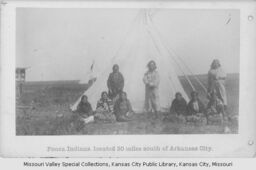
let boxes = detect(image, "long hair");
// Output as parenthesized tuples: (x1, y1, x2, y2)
(211, 59, 221, 69)
(115, 91, 127, 108)
(79, 95, 88, 105)
(80, 95, 87, 101)
(190, 91, 198, 99)
(101, 91, 108, 99)
(147, 60, 157, 70)
(112, 64, 119, 71)
(175, 92, 182, 98)
(119, 91, 127, 101)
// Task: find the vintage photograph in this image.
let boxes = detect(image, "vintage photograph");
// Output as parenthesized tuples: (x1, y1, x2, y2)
(16, 8, 240, 135)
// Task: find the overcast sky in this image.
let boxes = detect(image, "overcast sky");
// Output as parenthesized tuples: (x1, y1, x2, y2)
(16, 8, 239, 81)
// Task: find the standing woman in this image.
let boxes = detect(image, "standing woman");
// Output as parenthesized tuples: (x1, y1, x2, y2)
(107, 64, 124, 102)
(143, 60, 160, 117)
(208, 59, 228, 108)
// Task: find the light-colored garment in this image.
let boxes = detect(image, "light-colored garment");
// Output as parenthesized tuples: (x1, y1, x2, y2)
(82, 115, 94, 124)
(208, 67, 228, 106)
(192, 101, 200, 112)
(143, 70, 160, 112)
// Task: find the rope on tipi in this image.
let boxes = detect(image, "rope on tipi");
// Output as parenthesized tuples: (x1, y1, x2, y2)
(145, 20, 196, 92)
(172, 52, 208, 93)
(85, 9, 207, 95)
(146, 28, 179, 94)
(147, 13, 208, 93)
(145, 25, 181, 98)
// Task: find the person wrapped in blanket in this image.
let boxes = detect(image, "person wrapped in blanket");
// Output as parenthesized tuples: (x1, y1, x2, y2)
(107, 64, 124, 103)
(186, 91, 206, 123)
(164, 92, 187, 122)
(73, 95, 94, 128)
(206, 90, 225, 124)
(114, 91, 134, 122)
(94, 91, 116, 123)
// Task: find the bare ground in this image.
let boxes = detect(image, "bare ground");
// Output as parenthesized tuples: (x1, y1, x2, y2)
(16, 74, 239, 135)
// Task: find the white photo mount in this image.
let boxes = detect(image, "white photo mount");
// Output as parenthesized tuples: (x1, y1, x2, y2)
(0, 0, 256, 157)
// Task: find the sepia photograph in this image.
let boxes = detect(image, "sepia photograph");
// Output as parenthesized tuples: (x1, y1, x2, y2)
(15, 8, 240, 136)
(1, 0, 256, 159)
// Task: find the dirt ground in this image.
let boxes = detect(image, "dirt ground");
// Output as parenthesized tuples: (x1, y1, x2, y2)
(16, 74, 239, 135)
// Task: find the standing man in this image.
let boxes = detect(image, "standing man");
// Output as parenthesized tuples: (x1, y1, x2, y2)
(107, 64, 124, 101)
(207, 59, 227, 108)
(143, 60, 160, 117)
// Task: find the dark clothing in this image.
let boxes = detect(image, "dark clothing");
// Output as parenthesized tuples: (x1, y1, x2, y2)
(187, 99, 205, 116)
(72, 101, 93, 129)
(107, 72, 124, 99)
(114, 99, 133, 121)
(170, 98, 187, 116)
(76, 101, 93, 118)
(206, 98, 225, 116)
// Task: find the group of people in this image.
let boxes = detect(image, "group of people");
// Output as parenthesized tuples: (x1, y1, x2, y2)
(73, 64, 133, 125)
(165, 90, 226, 124)
(165, 59, 228, 124)
(73, 58, 228, 126)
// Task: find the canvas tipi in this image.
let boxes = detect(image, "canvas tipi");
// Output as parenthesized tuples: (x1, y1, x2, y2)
(71, 10, 203, 112)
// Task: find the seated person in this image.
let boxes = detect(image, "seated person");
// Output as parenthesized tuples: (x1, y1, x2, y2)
(206, 91, 225, 124)
(170, 92, 187, 116)
(114, 91, 134, 122)
(94, 91, 116, 123)
(164, 92, 187, 122)
(76, 95, 93, 116)
(186, 91, 206, 122)
(73, 95, 94, 126)
(76, 95, 94, 119)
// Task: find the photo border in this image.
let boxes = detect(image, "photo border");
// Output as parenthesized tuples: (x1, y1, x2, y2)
(0, 0, 256, 158)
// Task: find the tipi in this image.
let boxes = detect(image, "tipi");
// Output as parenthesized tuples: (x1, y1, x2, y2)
(71, 9, 199, 112)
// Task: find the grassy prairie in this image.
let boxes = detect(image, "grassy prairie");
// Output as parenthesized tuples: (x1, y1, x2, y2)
(16, 73, 239, 135)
